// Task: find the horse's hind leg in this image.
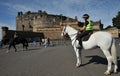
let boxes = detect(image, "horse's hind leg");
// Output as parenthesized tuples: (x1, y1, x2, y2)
(13, 45, 17, 52)
(102, 49, 112, 75)
(25, 42, 28, 50)
(111, 42, 118, 73)
(112, 54, 118, 74)
(23, 43, 27, 51)
(113, 59, 118, 74)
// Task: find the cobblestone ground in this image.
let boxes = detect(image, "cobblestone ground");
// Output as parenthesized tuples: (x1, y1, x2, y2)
(0, 39, 120, 76)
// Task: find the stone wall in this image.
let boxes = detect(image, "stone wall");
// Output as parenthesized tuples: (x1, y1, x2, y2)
(33, 21, 81, 40)
(93, 21, 103, 30)
(33, 26, 62, 40)
(33, 20, 104, 40)
(103, 27, 119, 38)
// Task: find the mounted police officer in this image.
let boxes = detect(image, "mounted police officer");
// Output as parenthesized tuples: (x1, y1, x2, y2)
(13, 32, 19, 43)
(14, 32, 18, 39)
(77, 14, 93, 47)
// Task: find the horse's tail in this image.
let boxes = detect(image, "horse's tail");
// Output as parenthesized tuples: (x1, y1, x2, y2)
(110, 38, 117, 65)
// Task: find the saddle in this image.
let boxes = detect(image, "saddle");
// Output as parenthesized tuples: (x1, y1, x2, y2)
(82, 31, 93, 41)
(77, 31, 93, 41)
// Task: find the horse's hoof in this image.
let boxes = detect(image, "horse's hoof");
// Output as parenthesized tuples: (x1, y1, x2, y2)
(114, 68, 118, 74)
(114, 71, 118, 74)
(104, 71, 110, 75)
(76, 66, 80, 68)
(114, 70, 118, 74)
(76, 64, 81, 68)
(6, 50, 9, 53)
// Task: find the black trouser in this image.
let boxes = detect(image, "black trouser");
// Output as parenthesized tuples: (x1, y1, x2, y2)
(77, 30, 92, 47)
(79, 30, 92, 38)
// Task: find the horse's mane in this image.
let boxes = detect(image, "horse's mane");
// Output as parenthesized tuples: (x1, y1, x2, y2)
(67, 26, 78, 32)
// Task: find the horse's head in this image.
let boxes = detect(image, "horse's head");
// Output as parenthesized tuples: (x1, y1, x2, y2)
(61, 26, 69, 39)
(61, 26, 67, 37)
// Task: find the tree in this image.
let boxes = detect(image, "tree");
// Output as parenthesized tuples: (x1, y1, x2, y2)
(112, 11, 120, 29)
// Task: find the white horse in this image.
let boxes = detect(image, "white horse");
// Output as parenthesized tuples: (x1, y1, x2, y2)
(61, 25, 118, 75)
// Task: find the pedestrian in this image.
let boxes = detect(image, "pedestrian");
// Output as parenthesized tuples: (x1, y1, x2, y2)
(39, 37, 42, 47)
(44, 37, 48, 48)
(33, 38, 37, 46)
(0, 40, 2, 48)
(47, 37, 50, 46)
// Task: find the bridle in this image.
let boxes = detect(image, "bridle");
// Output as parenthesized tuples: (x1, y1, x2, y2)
(62, 26, 80, 46)
(62, 26, 78, 41)
(62, 26, 67, 36)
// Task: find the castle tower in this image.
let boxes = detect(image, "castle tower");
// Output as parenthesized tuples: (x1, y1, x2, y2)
(1, 26, 8, 39)
(16, 11, 34, 31)
(16, 11, 24, 31)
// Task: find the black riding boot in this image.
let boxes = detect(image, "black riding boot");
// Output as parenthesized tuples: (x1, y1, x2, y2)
(79, 39, 83, 48)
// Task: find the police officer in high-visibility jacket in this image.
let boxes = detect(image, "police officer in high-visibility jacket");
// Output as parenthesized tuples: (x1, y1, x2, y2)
(77, 14, 93, 47)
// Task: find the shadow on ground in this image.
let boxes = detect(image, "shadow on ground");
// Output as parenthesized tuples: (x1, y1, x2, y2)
(81, 55, 120, 72)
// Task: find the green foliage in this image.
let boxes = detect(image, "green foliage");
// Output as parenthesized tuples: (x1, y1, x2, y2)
(112, 11, 120, 29)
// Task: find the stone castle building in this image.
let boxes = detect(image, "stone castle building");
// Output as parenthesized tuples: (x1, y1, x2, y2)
(16, 10, 103, 39)
(16, 10, 76, 31)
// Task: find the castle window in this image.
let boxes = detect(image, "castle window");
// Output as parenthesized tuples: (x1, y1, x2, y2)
(41, 15, 42, 18)
(38, 10, 42, 13)
(35, 16, 37, 19)
(28, 16, 30, 19)
(37, 16, 40, 18)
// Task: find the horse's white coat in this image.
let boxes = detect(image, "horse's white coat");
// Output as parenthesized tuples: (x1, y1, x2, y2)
(61, 25, 118, 75)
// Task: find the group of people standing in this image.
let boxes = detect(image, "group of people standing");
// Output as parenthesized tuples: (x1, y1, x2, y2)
(33, 37, 50, 48)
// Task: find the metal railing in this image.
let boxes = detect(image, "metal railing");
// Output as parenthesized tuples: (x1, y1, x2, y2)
(50, 39, 71, 46)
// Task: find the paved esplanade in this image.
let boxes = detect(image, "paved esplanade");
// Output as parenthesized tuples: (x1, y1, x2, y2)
(0, 41, 120, 76)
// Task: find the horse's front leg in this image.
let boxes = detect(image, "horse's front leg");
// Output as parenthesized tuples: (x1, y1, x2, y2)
(74, 46, 82, 67)
(6, 44, 11, 53)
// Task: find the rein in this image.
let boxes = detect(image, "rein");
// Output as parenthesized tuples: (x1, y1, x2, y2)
(62, 26, 79, 46)
(69, 33, 77, 41)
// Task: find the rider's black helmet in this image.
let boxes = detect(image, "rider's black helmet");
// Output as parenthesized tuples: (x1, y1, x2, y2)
(82, 14, 89, 19)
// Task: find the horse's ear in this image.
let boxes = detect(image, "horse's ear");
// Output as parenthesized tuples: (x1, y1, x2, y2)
(66, 25, 68, 26)
(66, 24, 70, 27)
(64, 25, 66, 27)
